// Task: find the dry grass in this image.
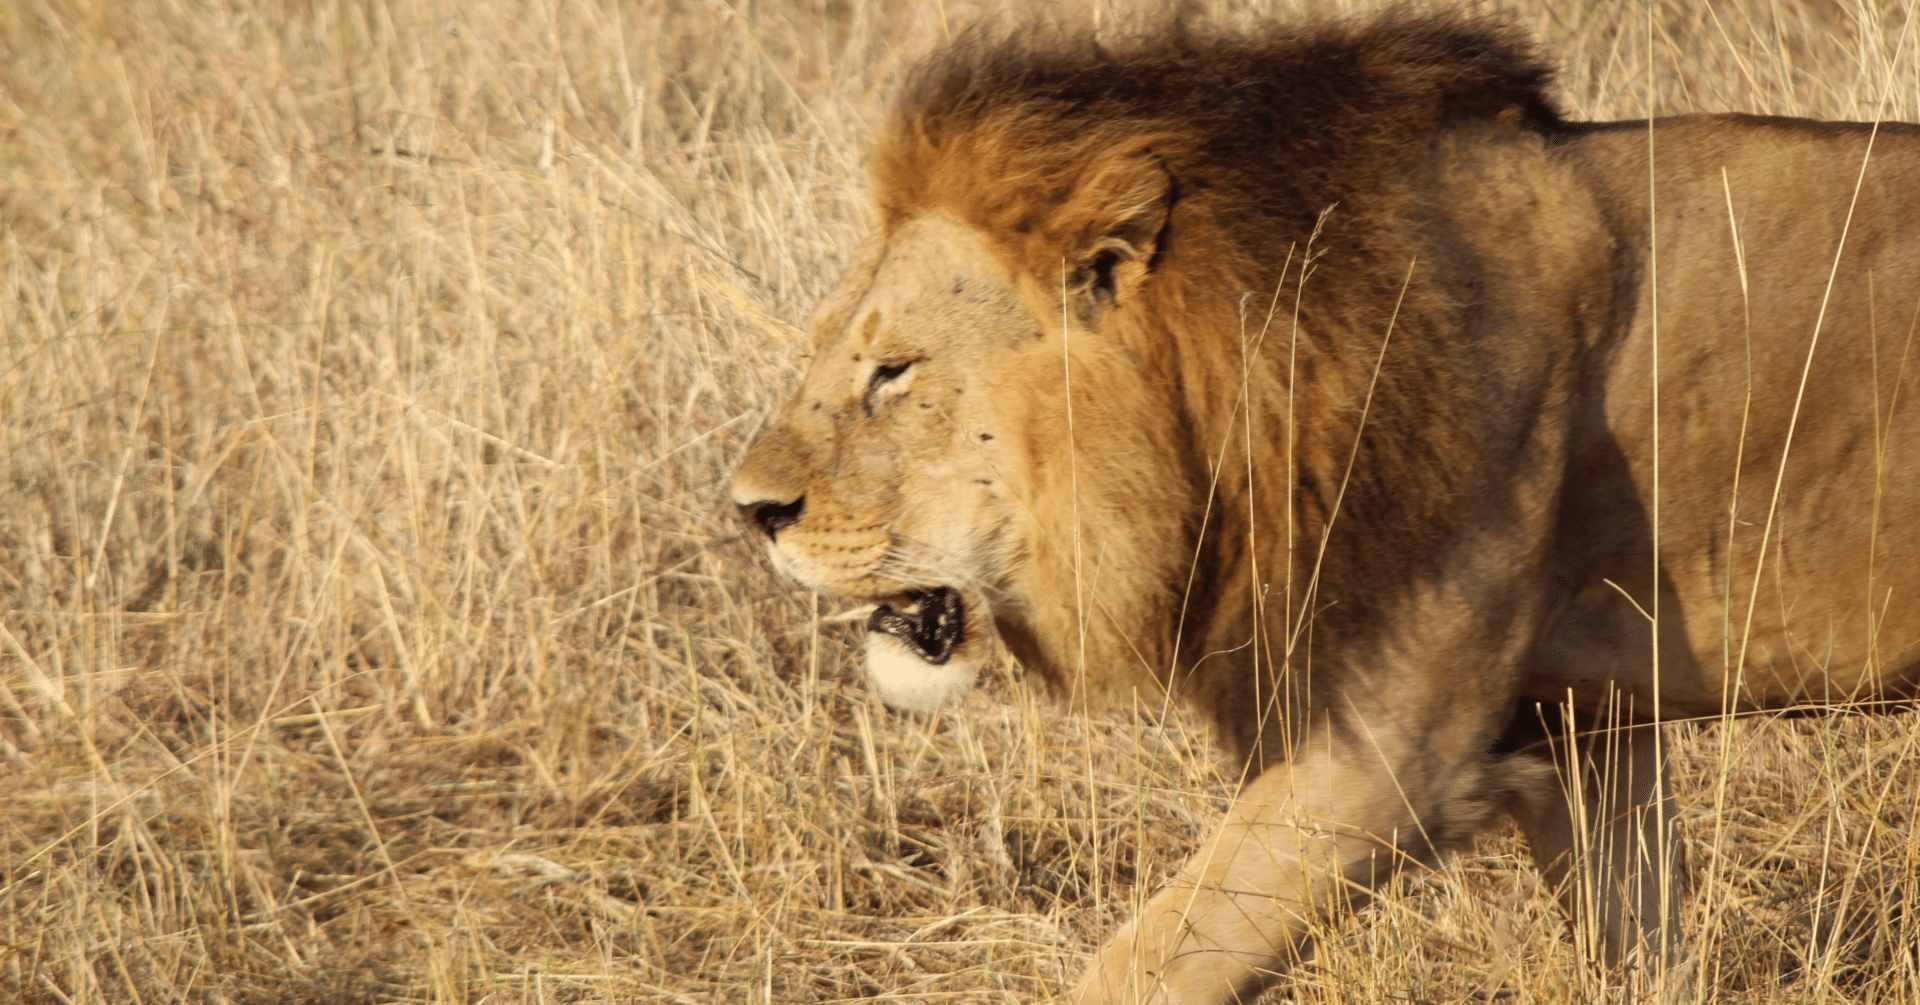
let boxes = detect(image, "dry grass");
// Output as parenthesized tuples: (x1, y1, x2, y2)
(2, 1, 1918, 1002)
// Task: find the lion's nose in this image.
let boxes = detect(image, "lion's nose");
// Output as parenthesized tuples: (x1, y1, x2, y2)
(739, 496, 805, 540)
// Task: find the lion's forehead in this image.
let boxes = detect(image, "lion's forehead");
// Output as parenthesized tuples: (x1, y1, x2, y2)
(818, 214, 1030, 353)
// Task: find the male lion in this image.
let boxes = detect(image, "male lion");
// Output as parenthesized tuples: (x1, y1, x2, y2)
(730, 11, 1920, 1003)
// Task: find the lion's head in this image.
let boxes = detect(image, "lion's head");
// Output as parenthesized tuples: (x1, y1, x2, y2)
(730, 13, 1559, 746)
(727, 162, 1187, 711)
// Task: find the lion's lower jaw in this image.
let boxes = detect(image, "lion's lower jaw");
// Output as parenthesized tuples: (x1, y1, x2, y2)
(862, 632, 982, 711)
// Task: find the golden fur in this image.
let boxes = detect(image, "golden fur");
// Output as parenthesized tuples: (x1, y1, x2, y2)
(732, 11, 1920, 1002)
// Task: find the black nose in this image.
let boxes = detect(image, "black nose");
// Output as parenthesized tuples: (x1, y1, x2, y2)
(740, 496, 804, 539)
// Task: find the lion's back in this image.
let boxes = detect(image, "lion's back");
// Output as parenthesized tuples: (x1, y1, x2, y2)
(1519, 113, 1920, 713)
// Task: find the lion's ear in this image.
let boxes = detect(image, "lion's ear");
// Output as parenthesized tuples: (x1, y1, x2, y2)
(1058, 151, 1173, 324)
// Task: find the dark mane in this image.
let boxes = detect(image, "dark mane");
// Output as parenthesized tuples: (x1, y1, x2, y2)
(881, 10, 1561, 243)
(900, 10, 1558, 125)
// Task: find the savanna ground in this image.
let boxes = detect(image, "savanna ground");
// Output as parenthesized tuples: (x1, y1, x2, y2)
(3, 0, 1919, 1001)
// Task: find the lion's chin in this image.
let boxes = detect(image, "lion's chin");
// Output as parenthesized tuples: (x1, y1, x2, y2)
(861, 587, 984, 711)
(862, 632, 983, 711)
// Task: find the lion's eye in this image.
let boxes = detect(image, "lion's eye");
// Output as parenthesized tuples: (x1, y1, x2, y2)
(863, 361, 914, 416)
(868, 362, 910, 393)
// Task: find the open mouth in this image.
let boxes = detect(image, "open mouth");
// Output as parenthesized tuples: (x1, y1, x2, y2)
(867, 587, 965, 665)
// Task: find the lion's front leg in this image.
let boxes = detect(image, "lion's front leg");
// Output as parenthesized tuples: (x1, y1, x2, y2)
(1068, 736, 1525, 1005)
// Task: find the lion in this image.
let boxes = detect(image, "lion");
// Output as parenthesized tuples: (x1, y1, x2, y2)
(729, 10, 1920, 1003)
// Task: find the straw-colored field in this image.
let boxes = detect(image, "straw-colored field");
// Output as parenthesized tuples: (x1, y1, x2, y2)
(3, 1, 1918, 1001)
